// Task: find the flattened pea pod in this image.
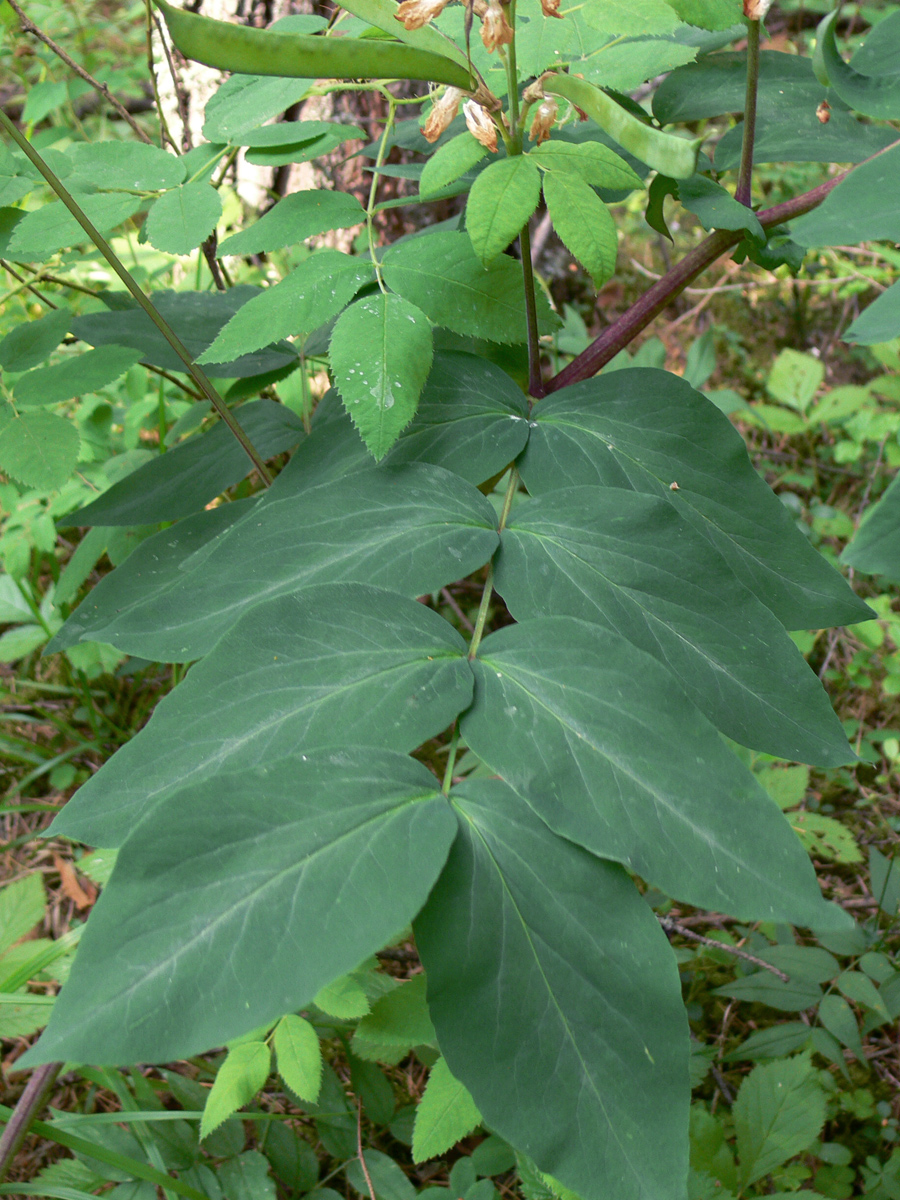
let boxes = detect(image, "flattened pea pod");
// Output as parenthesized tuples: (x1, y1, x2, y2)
(543, 73, 702, 181)
(151, 0, 473, 90)
(813, 9, 900, 120)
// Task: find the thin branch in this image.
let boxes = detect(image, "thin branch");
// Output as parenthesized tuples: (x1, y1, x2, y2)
(356, 1100, 377, 1200)
(658, 915, 790, 981)
(5, 0, 152, 144)
(0, 1062, 62, 1183)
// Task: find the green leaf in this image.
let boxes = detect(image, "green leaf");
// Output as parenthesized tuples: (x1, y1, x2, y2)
(791, 144, 900, 247)
(767, 350, 823, 413)
(218, 190, 366, 256)
(199, 252, 373, 364)
(788, 812, 863, 864)
(218, 1151, 277, 1200)
(0, 410, 80, 489)
(843, 469, 900, 575)
(144, 182, 223, 255)
(416, 778, 689, 1200)
(466, 157, 542, 265)
(7, 193, 144, 262)
(496, 487, 852, 765)
(203, 75, 316, 142)
(420, 132, 488, 196)
(0, 873, 46, 956)
(580, 38, 698, 93)
(382, 230, 559, 344)
(13, 345, 143, 408)
(462, 618, 848, 926)
(542, 172, 617, 287)
(51, 583, 473, 847)
(66, 141, 186, 190)
(677, 175, 764, 242)
(519, 370, 872, 630)
(53, 462, 498, 662)
(412, 1057, 482, 1163)
(314, 974, 370, 1019)
(0, 623, 47, 662)
(354, 973, 435, 1056)
(200, 1042, 271, 1139)
(330, 293, 433, 459)
(580, 0, 681, 37)
(653, 51, 823, 125)
(814, 9, 900, 119)
(817, 994, 866, 1060)
(71, 288, 298, 378)
(23, 750, 455, 1066)
(345, 1150, 417, 1200)
(529, 140, 642, 190)
(62, 399, 303, 527)
(663, 0, 740, 31)
(713, 105, 895, 171)
(844, 279, 900, 347)
(274, 1015, 322, 1102)
(723, 1023, 812, 1063)
(714, 973, 823, 1012)
(733, 1055, 827, 1188)
(0, 306, 71, 372)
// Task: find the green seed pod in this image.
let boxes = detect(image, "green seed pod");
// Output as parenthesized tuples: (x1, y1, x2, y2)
(543, 73, 702, 181)
(151, 0, 473, 90)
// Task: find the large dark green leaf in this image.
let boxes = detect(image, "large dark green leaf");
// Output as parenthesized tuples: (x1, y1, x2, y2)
(53, 463, 499, 661)
(519, 370, 871, 630)
(841, 471, 900, 578)
(844, 279, 900, 346)
(52, 584, 471, 847)
(415, 778, 689, 1200)
(814, 9, 900, 120)
(71, 288, 298, 378)
(462, 617, 850, 927)
(652, 51, 825, 124)
(61, 400, 304, 527)
(790, 144, 900, 247)
(496, 487, 852, 765)
(23, 750, 454, 1065)
(713, 108, 896, 169)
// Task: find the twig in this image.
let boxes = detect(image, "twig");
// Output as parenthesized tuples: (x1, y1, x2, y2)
(0, 1062, 62, 1183)
(356, 1099, 377, 1200)
(441, 587, 475, 632)
(5, 0, 152, 144)
(658, 915, 790, 981)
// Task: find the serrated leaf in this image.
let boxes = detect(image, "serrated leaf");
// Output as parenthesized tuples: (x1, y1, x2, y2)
(52, 462, 498, 662)
(201, 1042, 271, 1139)
(13, 345, 143, 407)
(733, 1056, 826, 1188)
(355, 973, 435, 1052)
(466, 157, 542, 265)
(314, 974, 371, 1019)
(66, 141, 186, 190)
(496, 487, 852, 764)
(420, 132, 488, 196)
(542, 171, 617, 287)
(817, 994, 866, 1060)
(412, 1056, 482, 1162)
(580, 0, 681, 36)
(664, 0, 740, 30)
(22, 750, 455, 1066)
(0, 623, 47, 662)
(462, 618, 848, 927)
(274, 1015, 322, 1102)
(199, 252, 373, 364)
(203, 75, 317, 143)
(51, 584, 473, 847)
(219, 190, 366, 256)
(789, 812, 863, 864)
(0, 873, 46, 956)
(416, 778, 688, 1200)
(7, 193, 144, 262)
(144, 182, 223, 255)
(0, 306, 71, 372)
(529, 140, 642, 190)
(519, 370, 872, 630)
(0, 410, 80, 489)
(331, 293, 433, 459)
(714, 973, 823, 1012)
(382, 230, 559, 344)
(346, 1150, 417, 1200)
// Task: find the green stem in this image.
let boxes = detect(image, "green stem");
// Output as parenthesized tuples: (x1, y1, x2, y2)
(735, 18, 761, 207)
(467, 467, 520, 661)
(441, 722, 460, 794)
(366, 96, 398, 293)
(0, 109, 273, 485)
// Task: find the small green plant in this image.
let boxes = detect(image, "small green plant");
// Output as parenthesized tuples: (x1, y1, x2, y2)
(2, 0, 900, 1196)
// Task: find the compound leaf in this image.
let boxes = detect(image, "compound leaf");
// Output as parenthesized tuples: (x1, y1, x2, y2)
(201, 1042, 272, 1139)
(144, 181, 223, 255)
(218, 190, 366, 257)
(733, 1056, 826, 1188)
(0, 409, 80, 490)
(274, 1015, 322, 1103)
(542, 171, 617, 286)
(466, 156, 542, 265)
(412, 1057, 482, 1163)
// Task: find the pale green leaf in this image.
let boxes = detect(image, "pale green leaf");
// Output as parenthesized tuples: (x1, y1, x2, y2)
(198, 252, 373, 364)
(314, 974, 371, 1019)
(466, 156, 542, 264)
(218, 190, 366, 256)
(788, 812, 863, 864)
(767, 350, 823, 414)
(420, 132, 488, 196)
(200, 1042, 272, 1139)
(0, 307, 71, 372)
(542, 171, 617, 286)
(664, 0, 740, 30)
(0, 873, 46, 957)
(7, 193, 144, 261)
(354, 973, 435, 1056)
(528, 140, 642, 190)
(412, 1056, 482, 1162)
(580, 0, 681, 37)
(66, 141, 186, 191)
(13, 346, 143, 408)
(144, 182, 223, 255)
(733, 1055, 827, 1188)
(0, 623, 47, 662)
(330, 293, 433, 459)
(0, 410, 80, 489)
(274, 1014, 322, 1101)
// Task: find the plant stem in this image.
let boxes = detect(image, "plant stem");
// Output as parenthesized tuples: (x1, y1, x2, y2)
(366, 97, 398, 294)
(735, 18, 761, 207)
(0, 109, 273, 485)
(518, 220, 545, 397)
(467, 468, 520, 661)
(545, 137, 900, 392)
(0, 1062, 61, 1183)
(441, 722, 461, 794)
